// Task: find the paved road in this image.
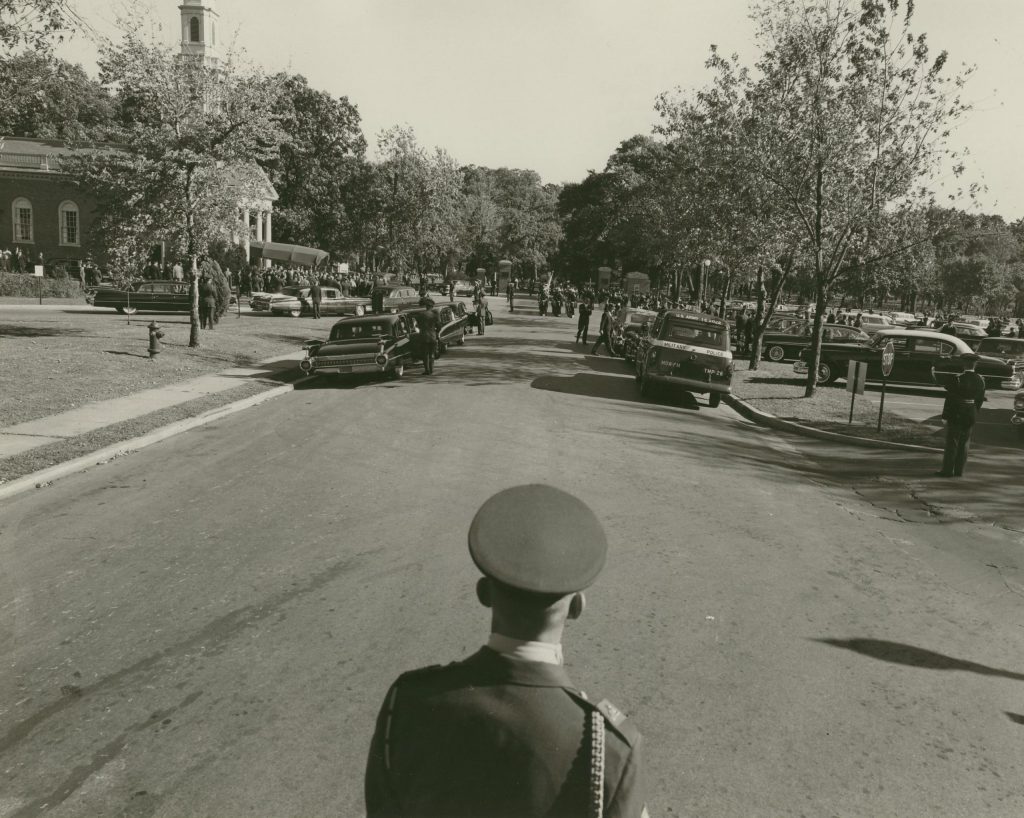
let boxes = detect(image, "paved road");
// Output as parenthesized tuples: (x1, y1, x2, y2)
(2, 303, 1023, 817)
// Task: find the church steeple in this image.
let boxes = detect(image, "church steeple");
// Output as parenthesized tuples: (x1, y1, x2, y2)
(179, 0, 220, 67)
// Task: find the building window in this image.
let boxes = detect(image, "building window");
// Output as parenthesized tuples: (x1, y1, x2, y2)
(59, 201, 80, 246)
(189, 16, 200, 42)
(12, 197, 33, 243)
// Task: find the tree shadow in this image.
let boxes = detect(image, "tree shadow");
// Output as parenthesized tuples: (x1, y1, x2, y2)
(0, 324, 86, 338)
(813, 638, 1024, 682)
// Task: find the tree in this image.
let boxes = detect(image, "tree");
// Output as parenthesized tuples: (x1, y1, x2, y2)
(68, 26, 286, 347)
(1, 0, 76, 53)
(741, 0, 973, 395)
(0, 53, 116, 140)
(265, 73, 367, 257)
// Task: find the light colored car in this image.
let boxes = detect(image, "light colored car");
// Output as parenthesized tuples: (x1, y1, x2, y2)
(267, 285, 371, 318)
(888, 311, 919, 327)
(454, 280, 477, 297)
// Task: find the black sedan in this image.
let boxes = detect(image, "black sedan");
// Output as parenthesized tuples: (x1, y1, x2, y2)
(300, 313, 417, 380)
(88, 280, 190, 314)
(762, 322, 871, 362)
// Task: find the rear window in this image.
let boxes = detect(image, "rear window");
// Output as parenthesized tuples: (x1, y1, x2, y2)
(978, 339, 1024, 356)
(663, 319, 727, 350)
(330, 321, 393, 341)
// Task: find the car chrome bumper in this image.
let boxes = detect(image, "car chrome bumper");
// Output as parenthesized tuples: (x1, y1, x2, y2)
(312, 363, 385, 375)
(648, 374, 732, 395)
(1000, 377, 1022, 390)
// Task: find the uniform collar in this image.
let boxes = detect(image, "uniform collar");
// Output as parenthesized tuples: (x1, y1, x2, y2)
(487, 633, 563, 666)
(466, 647, 575, 688)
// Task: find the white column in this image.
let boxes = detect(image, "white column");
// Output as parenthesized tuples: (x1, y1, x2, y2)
(242, 208, 251, 263)
(255, 210, 264, 243)
(265, 210, 272, 243)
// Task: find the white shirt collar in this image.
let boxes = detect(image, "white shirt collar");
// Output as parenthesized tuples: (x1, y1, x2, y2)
(487, 633, 564, 666)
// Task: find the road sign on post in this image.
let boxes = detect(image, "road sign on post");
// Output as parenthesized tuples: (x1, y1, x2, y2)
(878, 340, 895, 431)
(846, 360, 868, 424)
(33, 264, 44, 304)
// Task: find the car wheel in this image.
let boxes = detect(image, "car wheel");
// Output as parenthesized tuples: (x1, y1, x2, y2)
(117, 306, 138, 315)
(289, 308, 302, 318)
(817, 362, 835, 385)
(708, 392, 722, 408)
(457, 331, 466, 346)
(437, 342, 446, 356)
(767, 345, 785, 362)
(355, 305, 365, 316)
(390, 361, 404, 380)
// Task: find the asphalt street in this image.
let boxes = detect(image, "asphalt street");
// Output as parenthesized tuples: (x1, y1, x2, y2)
(2, 300, 1023, 817)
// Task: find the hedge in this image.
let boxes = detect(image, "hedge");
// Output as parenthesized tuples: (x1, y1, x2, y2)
(0, 273, 85, 299)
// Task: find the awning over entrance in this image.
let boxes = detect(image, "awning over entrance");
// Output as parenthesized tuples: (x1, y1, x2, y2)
(249, 241, 329, 267)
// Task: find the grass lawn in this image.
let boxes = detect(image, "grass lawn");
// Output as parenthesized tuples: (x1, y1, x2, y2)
(732, 360, 944, 447)
(0, 308, 318, 426)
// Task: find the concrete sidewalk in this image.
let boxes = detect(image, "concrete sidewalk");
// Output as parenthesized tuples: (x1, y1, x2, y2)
(0, 352, 303, 459)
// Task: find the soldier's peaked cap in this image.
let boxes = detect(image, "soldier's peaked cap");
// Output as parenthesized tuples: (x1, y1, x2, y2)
(469, 484, 608, 594)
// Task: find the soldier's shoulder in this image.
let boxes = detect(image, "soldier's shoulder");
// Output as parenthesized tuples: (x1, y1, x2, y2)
(391, 658, 476, 696)
(565, 690, 642, 748)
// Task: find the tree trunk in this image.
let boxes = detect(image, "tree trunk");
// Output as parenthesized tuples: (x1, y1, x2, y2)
(186, 166, 200, 348)
(749, 265, 766, 371)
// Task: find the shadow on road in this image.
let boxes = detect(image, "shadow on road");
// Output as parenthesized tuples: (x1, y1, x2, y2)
(1006, 712, 1024, 725)
(813, 638, 1024, 682)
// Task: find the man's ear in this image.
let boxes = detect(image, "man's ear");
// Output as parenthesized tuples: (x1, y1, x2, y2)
(568, 592, 586, 620)
(476, 577, 493, 608)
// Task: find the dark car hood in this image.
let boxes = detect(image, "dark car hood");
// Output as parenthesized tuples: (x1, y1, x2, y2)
(976, 354, 1013, 373)
(314, 339, 392, 356)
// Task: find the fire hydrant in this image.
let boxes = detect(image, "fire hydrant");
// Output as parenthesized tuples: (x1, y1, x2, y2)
(148, 321, 164, 359)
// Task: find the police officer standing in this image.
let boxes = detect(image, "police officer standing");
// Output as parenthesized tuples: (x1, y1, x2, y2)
(590, 302, 614, 356)
(199, 274, 216, 330)
(936, 353, 986, 477)
(576, 298, 593, 344)
(365, 484, 648, 818)
(413, 297, 439, 375)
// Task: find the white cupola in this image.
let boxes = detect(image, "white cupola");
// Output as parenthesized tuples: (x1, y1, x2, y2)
(179, 0, 220, 66)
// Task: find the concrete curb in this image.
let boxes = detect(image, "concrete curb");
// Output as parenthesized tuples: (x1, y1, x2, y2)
(724, 394, 943, 453)
(0, 379, 308, 503)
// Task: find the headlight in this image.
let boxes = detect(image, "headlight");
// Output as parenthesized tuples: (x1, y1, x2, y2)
(375, 353, 388, 367)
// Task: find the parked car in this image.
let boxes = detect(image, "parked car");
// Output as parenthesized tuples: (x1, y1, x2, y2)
(299, 312, 417, 381)
(794, 328, 1022, 390)
(634, 309, 733, 407)
(88, 280, 190, 314)
(887, 311, 920, 327)
(266, 285, 371, 318)
(762, 322, 871, 362)
(975, 336, 1024, 367)
(454, 280, 477, 297)
(950, 322, 988, 348)
(371, 284, 422, 313)
(612, 306, 659, 360)
(406, 302, 469, 355)
(1012, 390, 1024, 439)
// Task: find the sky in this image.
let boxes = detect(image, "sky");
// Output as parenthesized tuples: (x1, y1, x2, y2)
(57, 0, 1024, 219)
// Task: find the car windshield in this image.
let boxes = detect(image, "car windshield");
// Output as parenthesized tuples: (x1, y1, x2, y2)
(329, 321, 393, 341)
(663, 319, 727, 349)
(281, 287, 305, 297)
(978, 339, 1024, 356)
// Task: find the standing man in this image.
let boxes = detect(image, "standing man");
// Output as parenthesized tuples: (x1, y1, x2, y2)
(735, 309, 748, 355)
(172, 260, 184, 284)
(936, 353, 986, 478)
(476, 292, 489, 337)
(507, 279, 515, 313)
(309, 279, 323, 319)
(198, 274, 216, 330)
(365, 484, 648, 818)
(576, 298, 593, 344)
(590, 302, 613, 356)
(414, 297, 439, 375)
(448, 279, 455, 302)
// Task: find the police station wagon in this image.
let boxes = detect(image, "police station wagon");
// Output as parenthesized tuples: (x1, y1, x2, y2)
(633, 310, 734, 407)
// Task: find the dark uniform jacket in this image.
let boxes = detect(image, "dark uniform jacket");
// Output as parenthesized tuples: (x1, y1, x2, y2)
(310, 283, 323, 303)
(366, 648, 645, 818)
(414, 309, 439, 347)
(941, 370, 986, 427)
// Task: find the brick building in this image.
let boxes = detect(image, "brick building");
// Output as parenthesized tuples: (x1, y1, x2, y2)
(0, 0, 276, 274)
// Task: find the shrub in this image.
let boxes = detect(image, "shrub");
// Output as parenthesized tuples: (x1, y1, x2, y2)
(199, 258, 231, 320)
(0, 273, 83, 299)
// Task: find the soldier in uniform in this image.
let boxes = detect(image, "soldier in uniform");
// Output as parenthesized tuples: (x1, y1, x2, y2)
(365, 484, 649, 818)
(413, 298, 439, 375)
(936, 353, 986, 477)
(309, 280, 323, 319)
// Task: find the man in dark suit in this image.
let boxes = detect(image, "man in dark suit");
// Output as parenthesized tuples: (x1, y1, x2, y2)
(936, 353, 986, 477)
(576, 299, 593, 344)
(590, 303, 614, 356)
(309, 280, 322, 319)
(365, 485, 648, 818)
(413, 298, 439, 374)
